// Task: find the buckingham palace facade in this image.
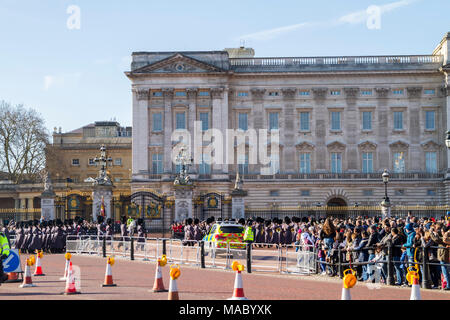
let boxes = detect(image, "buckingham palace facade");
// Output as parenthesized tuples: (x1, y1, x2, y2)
(125, 32, 450, 211)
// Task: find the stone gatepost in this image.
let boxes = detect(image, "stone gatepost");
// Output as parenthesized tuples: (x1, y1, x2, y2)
(92, 185, 113, 223)
(40, 172, 55, 221)
(231, 173, 247, 220)
(174, 185, 193, 223)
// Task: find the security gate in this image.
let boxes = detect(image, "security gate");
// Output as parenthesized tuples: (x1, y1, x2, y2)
(194, 193, 231, 221)
(130, 191, 167, 233)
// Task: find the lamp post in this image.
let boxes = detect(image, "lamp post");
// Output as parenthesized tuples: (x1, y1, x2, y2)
(381, 169, 391, 219)
(445, 130, 450, 149)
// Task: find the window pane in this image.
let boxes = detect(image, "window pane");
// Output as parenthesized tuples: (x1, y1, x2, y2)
(238, 113, 248, 131)
(362, 112, 372, 130)
(425, 111, 435, 130)
(153, 113, 162, 132)
(394, 112, 403, 130)
(331, 153, 342, 173)
(238, 154, 249, 175)
(426, 152, 437, 173)
(176, 113, 186, 129)
(300, 112, 310, 131)
(331, 112, 341, 130)
(152, 154, 163, 174)
(269, 113, 279, 130)
(393, 152, 405, 173)
(299, 153, 311, 173)
(200, 112, 209, 131)
(270, 154, 280, 174)
(199, 154, 211, 174)
(362, 152, 373, 173)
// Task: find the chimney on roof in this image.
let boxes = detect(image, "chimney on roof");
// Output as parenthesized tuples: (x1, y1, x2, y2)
(224, 46, 255, 58)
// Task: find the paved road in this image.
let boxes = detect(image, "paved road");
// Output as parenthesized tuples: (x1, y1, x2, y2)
(1, 254, 449, 300)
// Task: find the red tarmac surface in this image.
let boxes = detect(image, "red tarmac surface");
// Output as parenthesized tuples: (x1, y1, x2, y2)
(0, 253, 449, 300)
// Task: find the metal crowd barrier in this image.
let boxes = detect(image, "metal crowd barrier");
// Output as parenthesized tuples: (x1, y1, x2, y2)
(250, 244, 282, 273)
(283, 244, 316, 275)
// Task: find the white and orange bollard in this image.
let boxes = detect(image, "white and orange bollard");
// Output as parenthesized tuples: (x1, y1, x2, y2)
(19, 257, 36, 288)
(407, 267, 421, 300)
(168, 264, 180, 300)
(152, 255, 168, 292)
(102, 256, 117, 287)
(33, 250, 45, 276)
(341, 269, 357, 300)
(64, 261, 81, 295)
(60, 253, 72, 281)
(228, 261, 248, 300)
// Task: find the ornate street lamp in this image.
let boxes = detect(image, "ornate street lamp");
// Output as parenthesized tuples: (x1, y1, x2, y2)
(445, 130, 450, 149)
(380, 169, 391, 219)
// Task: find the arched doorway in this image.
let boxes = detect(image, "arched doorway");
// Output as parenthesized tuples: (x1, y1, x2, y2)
(327, 197, 347, 207)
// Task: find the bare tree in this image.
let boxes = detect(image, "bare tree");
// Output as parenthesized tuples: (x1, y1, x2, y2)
(0, 100, 49, 183)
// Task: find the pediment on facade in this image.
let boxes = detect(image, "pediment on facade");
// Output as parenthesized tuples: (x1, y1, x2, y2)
(131, 53, 226, 74)
(421, 139, 441, 150)
(326, 140, 346, 150)
(295, 141, 315, 150)
(389, 140, 409, 149)
(358, 140, 377, 150)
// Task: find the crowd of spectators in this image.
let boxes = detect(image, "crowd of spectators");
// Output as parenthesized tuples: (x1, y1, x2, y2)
(171, 213, 450, 290)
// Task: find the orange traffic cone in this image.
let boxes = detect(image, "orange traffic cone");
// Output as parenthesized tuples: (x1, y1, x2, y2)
(64, 261, 81, 295)
(228, 270, 248, 300)
(102, 257, 117, 287)
(152, 260, 167, 292)
(19, 259, 36, 288)
(5, 272, 21, 283)
(410, 275, 421, 300)
(33, 251, 45, 276)
(168, 265, 180, 300)
(341, 269, 357, 300)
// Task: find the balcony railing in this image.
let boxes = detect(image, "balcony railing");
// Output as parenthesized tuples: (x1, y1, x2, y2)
(230, 55, 443, 68)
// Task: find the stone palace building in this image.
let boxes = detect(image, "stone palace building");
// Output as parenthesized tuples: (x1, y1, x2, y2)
(125, 32, 450, 217)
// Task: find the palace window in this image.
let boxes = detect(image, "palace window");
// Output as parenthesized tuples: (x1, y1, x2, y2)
(424, 89, 435, 95)
(114, 158, 122, 166)
(363, 190, 373, 196)
(361, 90, 372, 96)
(330, 90, 341, 96)
(299, 90, 310, 96)
(269, 112, 279, 130)
(152, 91, 163, 97)
(269, 153, 280, 174)
(238, 154, 249, 175)
(268, 91, 279, 96)
(362, 111, 372, 130)
(393, 89, 404, 95)
(199, 154, 211, 175)
(425, 111, 435, 130)
(362, 152, 373, 173)
(175, 91, 186, 97)
(299, 153, 311, 174)
(331, 153, 342, 173)
(393, 111, 403, 130)
(270, 190, 279, 197)
(238, 113, 248, 131)
(331, 111, 341, 130)
(237, 92, 249, 97)
(153, 112, 163, 132)
(425, 152, 437, 173)
(199, 112, 209, 131)
(88, 158, 95, 166)
(301, 190, 310, 197)
(152, 154, 163, 174)
(300, 112, 310, 131)
(393, 152, 405, 173)
(427, 189, 436, 196)
(72, 159, 80, 166)
(198, 91, 210, 96)
(176, 112, 186, 129)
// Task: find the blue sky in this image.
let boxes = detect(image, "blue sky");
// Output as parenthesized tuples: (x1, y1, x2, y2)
(0, 0, 449, 136)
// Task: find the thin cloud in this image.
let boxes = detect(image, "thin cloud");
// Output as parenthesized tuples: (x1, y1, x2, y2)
(238, 0, 419, 42)
(43, 72, 82, 91)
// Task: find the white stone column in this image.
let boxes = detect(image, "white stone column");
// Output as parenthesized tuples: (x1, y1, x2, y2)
(132, 88, 149, 178)
(187, 88, 197, 173)
(211, 87, 226, 174)
(163, 88, 174, 173)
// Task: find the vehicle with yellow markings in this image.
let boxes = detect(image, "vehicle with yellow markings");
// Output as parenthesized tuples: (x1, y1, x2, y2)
(203, 221, 245, 255)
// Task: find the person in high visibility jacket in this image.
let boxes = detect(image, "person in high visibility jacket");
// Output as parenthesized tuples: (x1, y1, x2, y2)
(0, 230, 11, 283)
(243, 221, 254, 244)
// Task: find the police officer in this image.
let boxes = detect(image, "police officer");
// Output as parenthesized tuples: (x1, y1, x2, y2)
(243, 220, 254, 244)
(0, 223, 11, 283)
